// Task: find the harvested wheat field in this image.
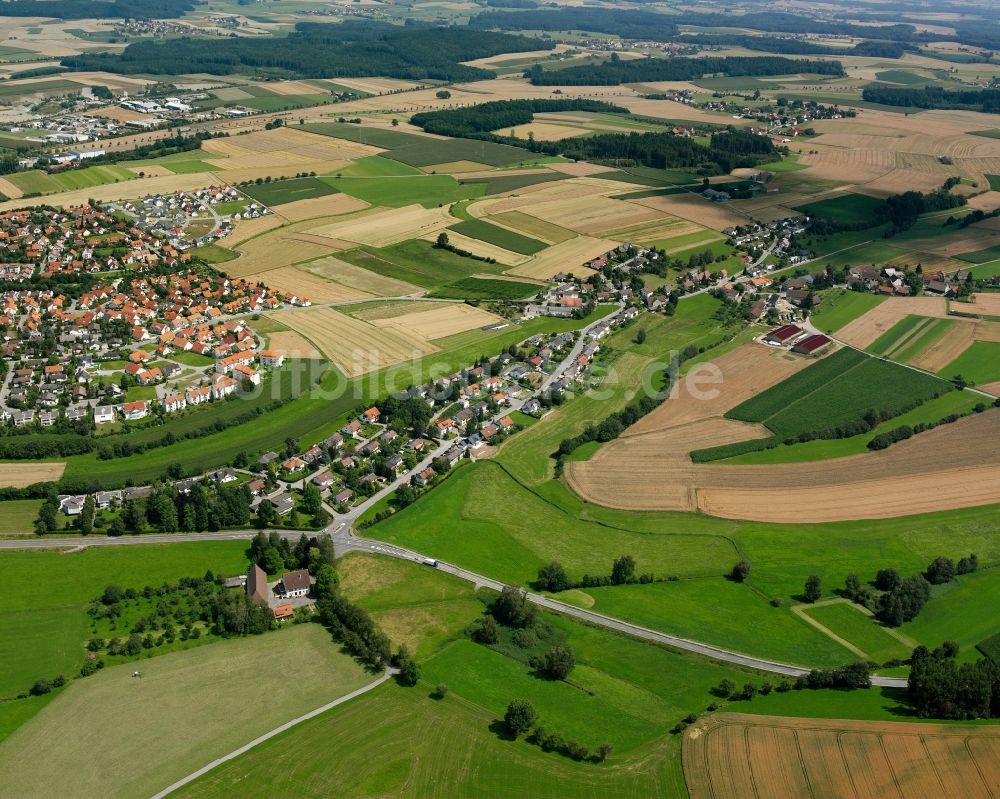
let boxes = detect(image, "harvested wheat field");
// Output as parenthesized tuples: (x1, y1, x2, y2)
(605, 216, 708, 244)
(332, 77, 425, 94)
(271, 193, 368, 223)
(251, 265, 372, 304)
(0, 462, 65, 487)
(500, 122, 584, 141)
(684, 713, 1000, 799)
(127, 164, 172, 177)
(370, 303, 502, 340)
(217, 214, 284, 247)
(263, 331, 322, 360)
(506, 236, 614, 280)
(266, 307, 438, 377)
(420, 160, 491, 174)
(523, 195, 662, 234)
(969, 293, 1000, 315)
(797, 148, 896, 183)
(259, 80, 320, 96)
(214, 162, 350, 185)
(0, 177, 23, 199)
(302, 257, 422, 297)
(202, 127, 379, 164)
(565, 344, 1000, 521)
(225, 229, 339, 278)
(910, 318, 1000, 372)
(311, 204, 452, 248)
(837, 296, 950, 348)
(477, 177, 636, 215)
(547, 161, 614, 177)
(628, 194, 748, 231)
(489, 210, 577, 244)
(351, 301, 443, 321)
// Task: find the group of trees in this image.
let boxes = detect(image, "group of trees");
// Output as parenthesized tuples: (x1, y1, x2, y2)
(64, 21, 549, 82)
(841, 554, 978, 627)
(412, 99, 627, 139)
(0, 0, 195, 19)
(876, 188, 968, 232)
(523, 56, 844, 87)
(679, 34, 905, 59)
(908, 643, 1000, 719)
(247, 530, 336, 577)
(410, 97, 780, 175)
(863, 85, 1000, 114)
(535, 555, 656, 592)
(503, 699, 613, 762)
(471, 7, 679, 40)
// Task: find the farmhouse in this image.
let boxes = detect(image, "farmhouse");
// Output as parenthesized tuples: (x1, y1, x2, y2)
(762, 325, 805, 346)
(277, 568, 312, 599)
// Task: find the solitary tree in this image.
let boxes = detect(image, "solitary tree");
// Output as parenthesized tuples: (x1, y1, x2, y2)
(804, 575, 822, 603)
(504, 699, 537, 737)
(611, 555, 636, 585)
(536, 645, 575, 680)
(436, 231, 450, 249)
(730, 560, 751, 582)
(536, 561, 570, 592)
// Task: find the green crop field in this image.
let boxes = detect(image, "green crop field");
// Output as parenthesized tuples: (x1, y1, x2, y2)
(302, 123, 430, 150)
(892, 319, 955, 364)
(0, 79, 80, 98)
(875, 69, 932, 85)
(794, 193, 885, 225)
(720, 390, 982, 464)
(449, 217, 548, 255)
(802, 602, 912, 664)
(586, 581, 855, 668)
(985, 174, 1000, 191)
(337, 156, 422, 177)
(191, 243, 238, 263)
(725, 347, 951, 439)
(902, 569, 1000, 658)
(241, 93, 330, 112)
(240, 177, 338, 206)
(324, 175, 484, 208)
(811, 290, 886, 333)
(0, 625, 370, 799)
(462, 171, 569, 195)
(337, 240, 506, 288)
(0, 499, 42, 536)
(956, 244, 1000, 263)
(0, 543, 247, 700)
(388, 138, 533, 168)
(727, 348, 867, 423)
(339, 553, 483, 659)
(428, 277, 539, 300)
(867, 315, 926, 355)
(939, 341, 1000, 384)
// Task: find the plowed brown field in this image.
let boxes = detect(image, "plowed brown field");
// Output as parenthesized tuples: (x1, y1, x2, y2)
(684, 713, 1000, 799)
(565, 343, 1000, 521)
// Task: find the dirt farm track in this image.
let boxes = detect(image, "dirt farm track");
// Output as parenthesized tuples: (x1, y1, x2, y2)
(683, 713, 1000, 799)
(564, 345, 1000, 522)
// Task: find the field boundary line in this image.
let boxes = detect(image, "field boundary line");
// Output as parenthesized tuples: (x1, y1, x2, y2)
(149, 667, 395, 799)
(792, 603, 868, 659)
